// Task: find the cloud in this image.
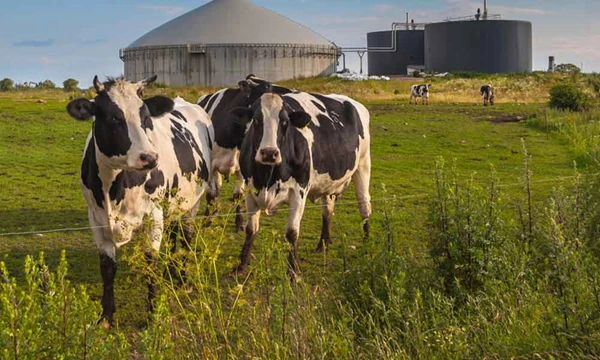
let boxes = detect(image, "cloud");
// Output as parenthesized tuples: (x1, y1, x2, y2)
(312, 16, 384, 26)
(13, 39, 54, 47)
(373, 4, 397, 14)
(138, 5, 185, 15)
(545, 35, 600, 59)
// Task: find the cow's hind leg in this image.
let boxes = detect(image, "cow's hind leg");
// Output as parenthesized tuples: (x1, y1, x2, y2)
(233, 170, 245, 232)
(316, 195, 335, 252)
(165, 216, 195, 285)
(235, 195, 261, 275)
(204, 171, 222, 220)
(353, 154, 372, 240)
(145, 207, 164, 312)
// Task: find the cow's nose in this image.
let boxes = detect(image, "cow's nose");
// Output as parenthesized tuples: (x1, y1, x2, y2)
(259, 148, 280, 163)
(140, 153, 158, 169)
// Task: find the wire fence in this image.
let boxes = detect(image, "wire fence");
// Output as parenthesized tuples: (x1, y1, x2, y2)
(0, 172, 591, 238)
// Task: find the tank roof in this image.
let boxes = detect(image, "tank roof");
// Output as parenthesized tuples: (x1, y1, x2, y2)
(128, 0, 334, 48)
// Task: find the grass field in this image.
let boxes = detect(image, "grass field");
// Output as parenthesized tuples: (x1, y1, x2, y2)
(1, 73, 600, 358)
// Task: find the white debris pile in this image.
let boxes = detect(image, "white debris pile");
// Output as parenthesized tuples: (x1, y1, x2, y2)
(332, 71, 390, 81)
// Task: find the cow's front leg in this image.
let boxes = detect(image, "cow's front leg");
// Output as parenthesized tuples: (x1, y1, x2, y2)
(235, 195, 261, 274)
(92, 222, 117, 327)
(146, 207, 164, 312)
(233, 170, 245, 232)
(286, 190, 307, 281)
(316, 195, 335, 252)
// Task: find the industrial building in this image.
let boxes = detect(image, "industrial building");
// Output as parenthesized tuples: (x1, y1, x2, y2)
(367, 25, 425, 76)
(364, 1, 533, 76)
(425, 20, 532, 74)
(121, 0, 338, 87)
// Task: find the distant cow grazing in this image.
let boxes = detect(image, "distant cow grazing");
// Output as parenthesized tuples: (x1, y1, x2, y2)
(67, 76, 213, 326)
(198, 75, 291, 230)
(410, 83, 431, 105)
(481, 84, 495, 106)
(231, 91, 371, 279)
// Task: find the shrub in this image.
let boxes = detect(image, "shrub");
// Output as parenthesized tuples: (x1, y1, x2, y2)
(37, 79, 56, 89)
(549, 83, 590, 111)
(0, 78, 14, 92)
(62, 78, 79, 92)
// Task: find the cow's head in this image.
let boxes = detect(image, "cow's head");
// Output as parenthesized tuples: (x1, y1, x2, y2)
(231, 93, 311, 166)
(67, 75, 174, 171)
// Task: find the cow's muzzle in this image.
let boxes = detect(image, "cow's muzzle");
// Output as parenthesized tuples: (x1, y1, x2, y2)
(140, 153, 159, 170)
(256, 147, 281, 165)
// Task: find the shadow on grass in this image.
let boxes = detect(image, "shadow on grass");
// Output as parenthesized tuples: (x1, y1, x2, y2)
(0, 209, 88, 233)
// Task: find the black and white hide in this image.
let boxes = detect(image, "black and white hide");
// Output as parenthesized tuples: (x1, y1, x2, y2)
(410, 83, 431, 105)
(231, 92, 372, 279)
(66, 76, 213, 326)
(481, 84, 495, 106)
(197, 75, 291, 230)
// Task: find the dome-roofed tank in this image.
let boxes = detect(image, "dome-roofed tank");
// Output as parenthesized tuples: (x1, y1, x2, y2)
(122, 0, 338, 87)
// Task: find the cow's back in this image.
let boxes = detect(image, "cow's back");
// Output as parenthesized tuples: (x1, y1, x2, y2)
(283, 92, 370, 195)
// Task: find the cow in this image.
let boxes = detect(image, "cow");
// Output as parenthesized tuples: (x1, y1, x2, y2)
(66, 75, 213, 327)
(197, 75, 291, 230)
(481, 84, 495, 106)
(410, 83, 431, 105)
(230, 91, 372, 279)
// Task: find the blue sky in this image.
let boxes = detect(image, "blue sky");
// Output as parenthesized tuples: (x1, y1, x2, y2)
(1, 0, 598, 87)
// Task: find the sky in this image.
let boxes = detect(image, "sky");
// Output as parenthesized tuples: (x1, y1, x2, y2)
(0, 0, 598, 87)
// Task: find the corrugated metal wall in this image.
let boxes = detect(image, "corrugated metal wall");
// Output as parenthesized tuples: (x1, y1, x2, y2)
(123, 44, 338, 87)
(425, 20, 532, 74)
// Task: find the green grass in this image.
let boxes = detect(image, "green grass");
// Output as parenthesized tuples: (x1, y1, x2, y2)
(0, 75, 598, 358)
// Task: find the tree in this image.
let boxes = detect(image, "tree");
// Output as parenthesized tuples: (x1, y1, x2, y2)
(555, 63, 581, 74)
(37, 79, 56, 89)
(0, 78, 14, 92)
(62, 78, 79, 92)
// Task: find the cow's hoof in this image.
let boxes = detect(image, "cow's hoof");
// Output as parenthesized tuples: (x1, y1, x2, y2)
(232, 264, 248, 276)
(98, 318, 113, 330)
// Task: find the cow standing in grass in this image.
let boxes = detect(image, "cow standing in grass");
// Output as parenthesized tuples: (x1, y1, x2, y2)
(198, 75, 291, 230)
(230, 91, 371, 279)
(481, 84, 495, 106)
(66, 76, 213, 327)
(410, 84, 431, 105)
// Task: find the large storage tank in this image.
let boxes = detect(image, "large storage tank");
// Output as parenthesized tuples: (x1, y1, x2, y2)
(121, 0, 338, 87)
(425, 20, 532, 73)
(367, 30, 424, 76)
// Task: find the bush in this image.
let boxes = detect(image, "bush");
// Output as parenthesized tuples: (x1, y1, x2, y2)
(0, 78, 14, 92)
(549, 83, 590, 111)
(62, 78, 79, 92)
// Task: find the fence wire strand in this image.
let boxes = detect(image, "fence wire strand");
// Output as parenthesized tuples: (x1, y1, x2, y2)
(0, 173, 592, 238)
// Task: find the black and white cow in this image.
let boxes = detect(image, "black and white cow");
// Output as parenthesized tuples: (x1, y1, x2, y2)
(197, 75, 291, 230)
(410, 83, 431, 105)
(480, 84, 495, 106)
(66, 76, 213, 326)
(230, 91, 371, 278)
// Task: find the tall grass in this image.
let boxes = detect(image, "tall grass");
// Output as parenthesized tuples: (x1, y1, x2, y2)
(2, 153, 600, 358)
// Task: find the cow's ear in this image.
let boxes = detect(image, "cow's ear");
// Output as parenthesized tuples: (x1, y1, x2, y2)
(230, 107, 254, 125)
(144, 96, 174, 117)
(289, 111, 311, 129)
(67, 98, 95, 121)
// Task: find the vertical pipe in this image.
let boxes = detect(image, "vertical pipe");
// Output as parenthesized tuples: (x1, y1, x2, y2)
(483, 0, 488, 19)
(406, 12, 409, 30)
